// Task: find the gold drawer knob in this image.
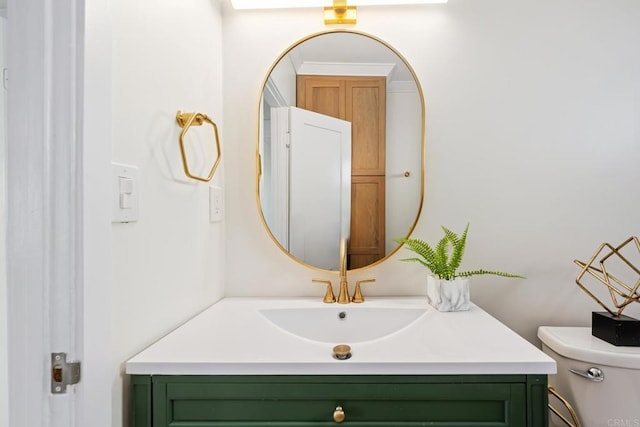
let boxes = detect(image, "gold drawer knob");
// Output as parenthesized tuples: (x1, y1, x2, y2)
(333, 406, 345, 423)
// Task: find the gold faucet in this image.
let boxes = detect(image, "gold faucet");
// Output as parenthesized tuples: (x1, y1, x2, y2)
(314, 238, 374, 304)
(312, 279, 336, 303)
(337, 238, 350, 304)
(352, 278, 376, 303)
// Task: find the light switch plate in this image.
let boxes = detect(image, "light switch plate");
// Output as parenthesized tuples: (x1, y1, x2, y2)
(112, 162, 139, 223)
(209, 186, 223, 223)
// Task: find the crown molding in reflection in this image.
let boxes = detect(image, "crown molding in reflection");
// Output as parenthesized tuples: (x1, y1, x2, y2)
(297, 61, 396, 80)
(387, 80, 418, 93)
(264, 78, 288, 108)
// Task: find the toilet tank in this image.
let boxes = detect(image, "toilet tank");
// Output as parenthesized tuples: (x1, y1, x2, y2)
(538, 326, 640, 427)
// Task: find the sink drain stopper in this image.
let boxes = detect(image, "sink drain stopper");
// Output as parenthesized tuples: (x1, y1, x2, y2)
(333, 344, 352, 360)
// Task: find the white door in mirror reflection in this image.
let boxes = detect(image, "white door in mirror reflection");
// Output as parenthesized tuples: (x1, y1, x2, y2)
(267, 107, 351, 270)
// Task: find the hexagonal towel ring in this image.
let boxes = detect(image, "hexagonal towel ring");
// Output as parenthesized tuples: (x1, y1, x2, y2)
(176, 110, 221, 182)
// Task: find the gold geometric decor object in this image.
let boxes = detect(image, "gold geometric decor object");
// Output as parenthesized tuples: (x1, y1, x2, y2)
(574, 236, 640, 317)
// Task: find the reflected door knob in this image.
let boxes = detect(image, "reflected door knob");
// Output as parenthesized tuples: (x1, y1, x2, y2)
(333, 406, 345, 423)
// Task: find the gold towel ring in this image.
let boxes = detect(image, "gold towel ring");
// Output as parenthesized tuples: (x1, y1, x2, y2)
(176, 110, 221, 182)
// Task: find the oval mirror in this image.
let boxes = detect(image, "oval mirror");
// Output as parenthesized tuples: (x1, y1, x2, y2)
(257, 30, 424, 272)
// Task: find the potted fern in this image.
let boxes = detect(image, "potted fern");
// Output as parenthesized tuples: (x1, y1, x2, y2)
(395, 224, 525, 311)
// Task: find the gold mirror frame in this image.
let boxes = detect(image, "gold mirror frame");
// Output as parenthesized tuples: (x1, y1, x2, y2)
(255, 29, 425, 273)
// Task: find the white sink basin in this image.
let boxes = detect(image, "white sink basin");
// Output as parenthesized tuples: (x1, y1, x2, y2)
(259, 306, 427, 343)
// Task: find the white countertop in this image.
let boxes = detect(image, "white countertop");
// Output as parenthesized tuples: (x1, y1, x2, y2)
(126, 297, 556, 376)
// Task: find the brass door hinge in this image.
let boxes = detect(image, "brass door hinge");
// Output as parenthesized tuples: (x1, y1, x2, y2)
(51, 353, 81, 394)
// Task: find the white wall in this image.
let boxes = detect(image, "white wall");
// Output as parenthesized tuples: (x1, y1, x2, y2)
(109, 1, 225, 426)
(0, 16, 7, 427)
(84, 0, 114, 425)
(386, 87, 422, 253)
(222, 0, 640, 343)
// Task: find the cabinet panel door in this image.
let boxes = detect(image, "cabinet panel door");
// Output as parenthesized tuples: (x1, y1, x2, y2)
(350, 175, 385, 268)
(153, 379, 526, 426)
(297, 76, 386, 176)
(296, 77, 345, 119)
(346, 78, 386, 176)
(297, 75, 387, 269)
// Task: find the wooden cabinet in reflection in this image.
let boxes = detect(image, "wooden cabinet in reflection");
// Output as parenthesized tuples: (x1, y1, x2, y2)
(297, 75, 386, 269)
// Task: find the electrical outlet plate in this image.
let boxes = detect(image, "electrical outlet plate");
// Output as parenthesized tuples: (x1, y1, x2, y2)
(210, 186, 223, 223)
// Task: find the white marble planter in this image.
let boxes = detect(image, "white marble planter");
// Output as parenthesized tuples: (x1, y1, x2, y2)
(426, 275, 471, 312)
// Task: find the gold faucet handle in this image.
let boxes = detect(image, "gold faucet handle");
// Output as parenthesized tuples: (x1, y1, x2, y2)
(312, 279, 336, 303)
(352, 279, 376, 303)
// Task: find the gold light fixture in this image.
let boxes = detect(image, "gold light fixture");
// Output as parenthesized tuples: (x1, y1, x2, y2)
(230, 0, 447, 25)
(324, 0, 357, 25)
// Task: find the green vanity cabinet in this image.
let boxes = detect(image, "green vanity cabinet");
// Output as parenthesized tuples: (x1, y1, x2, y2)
(130, 374, 548, 426)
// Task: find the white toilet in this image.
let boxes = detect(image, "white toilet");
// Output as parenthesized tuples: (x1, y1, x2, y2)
(538, 326, 640, 427)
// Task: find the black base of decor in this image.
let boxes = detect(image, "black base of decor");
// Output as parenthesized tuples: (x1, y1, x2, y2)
(592, 311, 640, 346)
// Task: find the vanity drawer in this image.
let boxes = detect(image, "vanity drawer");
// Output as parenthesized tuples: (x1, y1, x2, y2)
(140, 375, 539, 426)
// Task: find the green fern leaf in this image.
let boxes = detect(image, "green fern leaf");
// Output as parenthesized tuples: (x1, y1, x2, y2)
(398, 257, 438, 271)
(395, 238, 435, 262)
(457, 269, 526, 279)
(394, 237, 438, 270)
(443, 223, 468, 277)
(396, 224, 525, 282)
(434, 235, 451, 279)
